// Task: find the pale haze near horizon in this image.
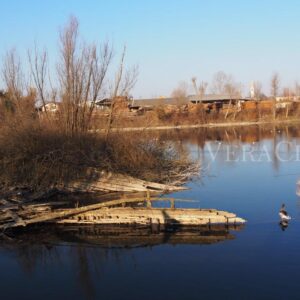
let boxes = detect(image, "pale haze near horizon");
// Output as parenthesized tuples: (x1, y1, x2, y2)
(0, 0, 299, 98)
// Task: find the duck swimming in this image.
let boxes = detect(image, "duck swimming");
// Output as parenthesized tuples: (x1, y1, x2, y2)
(279, 204, 291, 221)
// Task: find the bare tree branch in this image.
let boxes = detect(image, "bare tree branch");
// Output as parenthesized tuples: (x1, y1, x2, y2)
(2, 48, 24, 101)
(28, 44, 48, 114)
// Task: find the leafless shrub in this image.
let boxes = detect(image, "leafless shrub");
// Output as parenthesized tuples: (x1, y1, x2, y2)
(2, 48, 25, 102)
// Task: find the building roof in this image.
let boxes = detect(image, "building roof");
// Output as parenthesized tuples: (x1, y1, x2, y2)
(188, 94, 243, 102)
(131, 94, 245, 108)
(95, 98, 112, 106)
(131, 97, 189, 107)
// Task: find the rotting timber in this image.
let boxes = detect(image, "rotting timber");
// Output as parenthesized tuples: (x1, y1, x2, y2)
(0, 194, 246, 232)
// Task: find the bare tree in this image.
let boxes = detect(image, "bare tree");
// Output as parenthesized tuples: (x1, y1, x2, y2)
(252, 81, 263, 101)
(270, 72, 280, 119)
(211, 71, 232, 94)
(105, 45, 138, 140)
(191, 77, 198, 95)
(190, 77, 207, 121)
(251, 81, 263, 120)
(2, 48, 25, 102)
(191, 77, 208, 100)
(112, 46, 126, 99)
(270, 72, 280, 98)
(118, 65, 139, 97)
(28, 45, 49, 115)
(57, 16, 113, 134)
(209, 71, 242, 119)
(111, 45, 139, 98)
(224, 81, 240, 119)
(171, 81, 188, 106)
(198, 81, 208, 98)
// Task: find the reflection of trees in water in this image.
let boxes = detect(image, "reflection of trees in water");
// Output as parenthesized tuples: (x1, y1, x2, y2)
(272, 125, 279, 171)
(14, 243, 60, 275)
(154, 125, 300, 171)
(119, 124, 300, 173)
(0, 235, 132, 300)
(138, 124, 300, 147)
(70, 245, 126, 299)
(73, 246, 99, 300)
(70, 245, 134, 300)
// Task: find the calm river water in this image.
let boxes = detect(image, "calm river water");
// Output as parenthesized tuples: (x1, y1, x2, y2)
(1, 125, 300, 300)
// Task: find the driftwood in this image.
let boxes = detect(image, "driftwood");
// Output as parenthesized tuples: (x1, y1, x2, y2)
(0, 170, 194, 207)
(62, 172, 188, 193)
(0, 170, 195, 231)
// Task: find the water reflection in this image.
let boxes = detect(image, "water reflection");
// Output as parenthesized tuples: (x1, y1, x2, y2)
(1, 223, 244, 249)
(279, 220, 289, 231)
(2, 124, 300, 299)
(135, 124, 300, 169)
(0, 224, 243, 299)
(153, 124, 300, 146)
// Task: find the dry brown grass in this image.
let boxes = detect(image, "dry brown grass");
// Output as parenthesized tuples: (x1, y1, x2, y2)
(0, 100, 193, 192)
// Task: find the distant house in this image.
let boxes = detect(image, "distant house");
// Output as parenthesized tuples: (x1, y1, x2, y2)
(37, 102, 59, 113)
(188, 94, 245, 104)
(275, 96, 299, 102)
(95, 98, 112, 110)
(94, 94, 250, 113)
(95, 96, 131, 111)
(130, 97, 188, 111)
(274, 96, 298, 109)
(130, 94, 247, 111)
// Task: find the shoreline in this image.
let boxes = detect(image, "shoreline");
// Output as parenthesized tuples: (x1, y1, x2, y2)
(95, 118, 300, 132)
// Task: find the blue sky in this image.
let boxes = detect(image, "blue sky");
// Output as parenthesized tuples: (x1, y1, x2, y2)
(0, 0, 300, 97)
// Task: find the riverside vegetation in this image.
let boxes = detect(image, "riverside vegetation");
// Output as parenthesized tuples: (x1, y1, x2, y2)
(0, 17, 197, 221)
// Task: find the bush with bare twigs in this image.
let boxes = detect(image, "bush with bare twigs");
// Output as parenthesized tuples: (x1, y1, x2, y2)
(0, 117, 194, 192)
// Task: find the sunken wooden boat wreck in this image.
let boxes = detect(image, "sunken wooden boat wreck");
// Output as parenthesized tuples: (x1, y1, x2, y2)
(0, 193, 246, 232)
